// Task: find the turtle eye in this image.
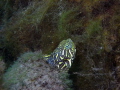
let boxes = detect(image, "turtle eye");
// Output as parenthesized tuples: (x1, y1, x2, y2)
(66, 45, 69, 47)
(65, 44, 71, 49)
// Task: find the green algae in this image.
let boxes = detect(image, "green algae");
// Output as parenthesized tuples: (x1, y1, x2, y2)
(3, 51, 43, 89)
(57, 6, 85, 40)
(1, 0, 55, 62)
(58, 9, 77, 40)
(85, 19, 102, 39)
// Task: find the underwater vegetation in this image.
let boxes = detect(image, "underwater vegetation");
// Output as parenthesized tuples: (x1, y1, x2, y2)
(0, 0, 120, 90)
(0, 0, 56, 63)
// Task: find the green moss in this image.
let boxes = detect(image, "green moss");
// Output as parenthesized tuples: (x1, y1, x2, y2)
(3, 61, 22, 87)
(0, 56, 2, 61)
(18, 51, 43, 62)
(58, 10, 72, 39)
(2, 0, 55, 62)
(18, 0, 53, 27)
(85, 19, 102, 39)
(3, 51, 43, 89)
(58, 8, 79, 39)
(58, 10, 75, 30)
(59, 71, 73, 90)
(7, 0, 54, 30)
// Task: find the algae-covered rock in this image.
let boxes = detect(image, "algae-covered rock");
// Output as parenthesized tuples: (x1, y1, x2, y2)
(0, 57, 5, 74)
(0, 57, 5, 90)
(3, 51, 72, 90)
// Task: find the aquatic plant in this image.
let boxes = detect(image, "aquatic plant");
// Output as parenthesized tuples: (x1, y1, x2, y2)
(58, 8, 81, 40)
(1, 0, 55, 62)
(59, 71, 73, 90)
(85, 19, 102, 39)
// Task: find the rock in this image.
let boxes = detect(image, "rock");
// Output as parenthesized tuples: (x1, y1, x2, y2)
(3, 51, 72, 90)
(0, 60, 5, 74)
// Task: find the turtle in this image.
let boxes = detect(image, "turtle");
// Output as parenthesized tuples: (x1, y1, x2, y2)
(45, 38, 76, 69)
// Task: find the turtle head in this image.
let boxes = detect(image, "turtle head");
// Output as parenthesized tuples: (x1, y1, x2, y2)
(59, 38, 75, 51)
